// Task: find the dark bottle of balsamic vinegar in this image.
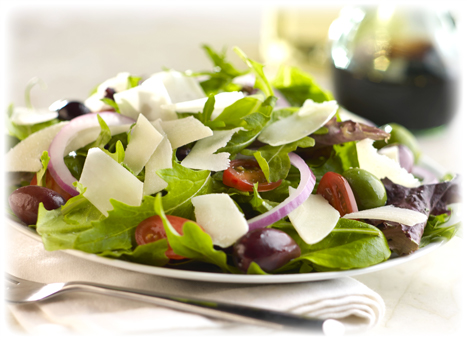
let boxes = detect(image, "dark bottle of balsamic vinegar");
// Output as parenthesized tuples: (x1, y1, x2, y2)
(328, 6, 458, 132)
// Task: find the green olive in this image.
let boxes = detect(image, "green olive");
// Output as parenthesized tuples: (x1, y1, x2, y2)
(373, 123, 421, 163)
(342, 168, 387, 210)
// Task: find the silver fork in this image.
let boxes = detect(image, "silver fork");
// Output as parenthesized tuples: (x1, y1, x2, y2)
(5, 273, 345, 335)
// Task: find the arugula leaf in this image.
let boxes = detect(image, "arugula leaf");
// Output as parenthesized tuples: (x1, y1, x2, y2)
(234, 47, 274, 97)
(216, 96, 276, 157)
(213, 97, 263, 125)
(199, 93, 215, 124)
(100, 98, 120, 113)
(89, 114, 112, 149)
(197, 45, 247, 95)
(154, 194, 238, 273)
(157, 160, 213, 219)
(247, 262, 268, 275)
(308, 142, 359, 188)
(249, 184, 277, 214)
(127, 75, 141, 89)
(243, 136, 315, 183)
(35, 151, 50, 187)
(99, 239, 169, 267)
(272, 65, 334, 106)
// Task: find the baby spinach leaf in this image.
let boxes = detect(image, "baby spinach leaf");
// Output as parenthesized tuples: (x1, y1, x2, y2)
(275, 219, 391, 272)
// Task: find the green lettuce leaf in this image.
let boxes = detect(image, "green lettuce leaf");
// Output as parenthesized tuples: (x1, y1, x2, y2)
(36, 194, 103, 251)
(272, 65, 334, 106)
(73, 196, 157, 253)
(99, 239, 169, 267)
(157, 160, 213, 219)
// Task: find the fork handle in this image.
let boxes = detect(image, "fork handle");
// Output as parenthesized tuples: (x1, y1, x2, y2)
(61, 281, 342, 335)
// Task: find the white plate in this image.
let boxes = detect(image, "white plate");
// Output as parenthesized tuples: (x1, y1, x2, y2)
(6, 155, 453, 284)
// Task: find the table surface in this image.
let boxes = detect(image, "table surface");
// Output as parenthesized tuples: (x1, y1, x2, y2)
(3, 3, 466, 338)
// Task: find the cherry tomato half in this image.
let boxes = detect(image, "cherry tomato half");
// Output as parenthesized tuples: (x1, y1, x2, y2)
(30, 170, 74, 201)
(317, 171, 358, 217)
(135, 215, 201, 260)
(223, 159, 282, 192)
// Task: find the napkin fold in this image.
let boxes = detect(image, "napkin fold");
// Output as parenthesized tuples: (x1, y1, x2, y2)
(6, 227, 385, 336)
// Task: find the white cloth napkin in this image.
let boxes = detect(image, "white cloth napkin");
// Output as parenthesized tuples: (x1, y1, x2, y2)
(5, 226, 385, 336)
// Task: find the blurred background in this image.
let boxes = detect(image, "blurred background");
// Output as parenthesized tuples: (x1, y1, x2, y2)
(2, 0, 465, 175)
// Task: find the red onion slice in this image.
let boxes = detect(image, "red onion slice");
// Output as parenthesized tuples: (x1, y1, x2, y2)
(48, 112, 135, 196)
(247, 152, 316, 230)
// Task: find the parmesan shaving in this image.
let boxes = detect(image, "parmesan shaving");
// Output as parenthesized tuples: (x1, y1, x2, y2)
(343, 205, 428, 226)
(192, 193, 249, 248)
(162, 91, 244, 120)
(356, 139, 420, 187)
(143, 120, 173, 196)
(258, 99, 338, 146)
(123, 114, 164, 175)
(157, 116, 212, 149)
(79, 148, 143, 216)
(181, 128, 242, 171)
(114, 84, 177, 121)
(288, 189, 340, 245)
(5, 122, 68, 172)
(144, 70, 205, 103)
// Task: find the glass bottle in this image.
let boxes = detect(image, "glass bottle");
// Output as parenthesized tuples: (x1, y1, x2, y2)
(328, 6, 458, 132)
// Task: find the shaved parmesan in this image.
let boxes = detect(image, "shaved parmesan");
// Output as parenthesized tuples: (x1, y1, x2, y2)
(181, 128, 242, 171)
(356, 139, 420, 187)
(163, 91, 244, 120)
(192, 193, 249, 248)
(143, 120, 173, 196)
(288, 189, 340, 245)
(157, 116, 213, 149)
(64, 124, 132, 156)
(84, 72, 131, 112)
(144, 70, 205, 103)
(343, 205, 428, 226)
(10, 107, 58, 125)
(114, 84, 177, 121)
(5, 122, 68, 172)
(79, 148, 143, 216)
(258, 99, 338, 146)
(124, 114, 164, 175)
(378, 145, 399, 163)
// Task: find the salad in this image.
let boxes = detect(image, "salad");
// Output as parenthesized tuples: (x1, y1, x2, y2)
(5, 46, 461, 275)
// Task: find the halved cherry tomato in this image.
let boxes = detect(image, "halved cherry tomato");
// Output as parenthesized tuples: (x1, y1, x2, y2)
(135, 215, 201, 260)
(223, 159, 282, 192)
(317, 171, 358, 217)
(30, 170, 74, 201)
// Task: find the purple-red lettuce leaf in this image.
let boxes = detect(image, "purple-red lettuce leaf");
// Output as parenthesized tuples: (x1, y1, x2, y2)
(369, 176, 461, 255)
(311, 117, 390, 146)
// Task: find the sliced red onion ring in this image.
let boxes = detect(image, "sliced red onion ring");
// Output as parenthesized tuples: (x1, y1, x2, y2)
(48, 112, 135, 196)
(247, 152, 316, 230)
(411, 165, 439, 185)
